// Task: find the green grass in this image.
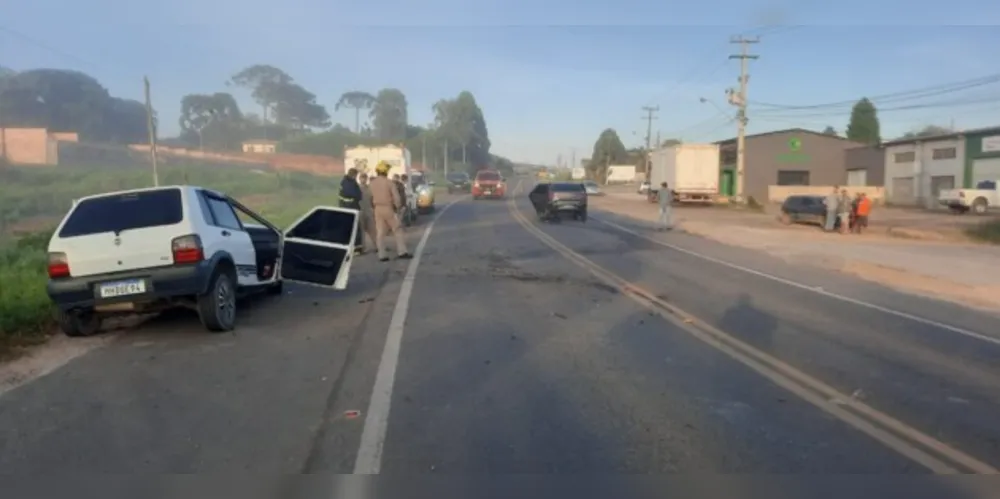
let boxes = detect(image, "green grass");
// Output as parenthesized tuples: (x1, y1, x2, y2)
(0, 162, 342, 356)
(965, 219, 1000, 244)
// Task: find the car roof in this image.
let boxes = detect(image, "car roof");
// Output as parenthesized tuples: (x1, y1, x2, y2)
(74, 185, 204, 204)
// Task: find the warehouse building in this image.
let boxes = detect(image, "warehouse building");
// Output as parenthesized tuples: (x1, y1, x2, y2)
(715, 128, 866, 203)
(843, 145, 885, 187)
(882, 125, 1000, 208)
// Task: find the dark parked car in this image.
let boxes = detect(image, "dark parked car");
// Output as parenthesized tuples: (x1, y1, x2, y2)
(446, 172, 471, 194)
(528, 182, 587, 222)
(780, 195, 839, 228)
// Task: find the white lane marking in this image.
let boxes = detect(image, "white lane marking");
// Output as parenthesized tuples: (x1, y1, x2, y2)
(353, 196, 464, 474)
(592, 215, 1000, 347)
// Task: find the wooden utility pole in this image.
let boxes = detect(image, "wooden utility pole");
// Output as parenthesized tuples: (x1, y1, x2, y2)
(641, 106, 659, 181)
(727, 36, 759, 201)
(442, 138, 449, 176)
(144, 76, 160, 187)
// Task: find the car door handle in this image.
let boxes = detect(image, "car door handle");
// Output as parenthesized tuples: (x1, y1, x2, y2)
(221, 230, 231, 237)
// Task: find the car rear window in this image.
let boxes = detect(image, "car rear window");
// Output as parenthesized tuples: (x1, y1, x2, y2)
(477, 172, 501, 181)
(552, 183, 585, 192)
(58, 188, 184, 238)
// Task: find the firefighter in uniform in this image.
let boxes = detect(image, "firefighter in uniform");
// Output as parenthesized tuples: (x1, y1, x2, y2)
(338, 167, 364, 253)
(370, 162, 412, 261)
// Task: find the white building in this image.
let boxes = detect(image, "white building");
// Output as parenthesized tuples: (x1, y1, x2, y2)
(882, 135, 964, 209)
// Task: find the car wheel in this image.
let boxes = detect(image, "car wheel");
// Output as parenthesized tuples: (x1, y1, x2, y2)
(266, 280, 284, 296)
(197, 268, 237, 332)
(57, 309, 102, 337)
(579, 211, 587, 223)
(973, 198, 988, 215)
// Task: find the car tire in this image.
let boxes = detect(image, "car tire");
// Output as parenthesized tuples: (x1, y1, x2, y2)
(973, 198, 988, 215)
(579, 211, 587, 223)
(57, 309, 102, 337)
(197, 267, 237, 332)
(266, 280, 284, 296)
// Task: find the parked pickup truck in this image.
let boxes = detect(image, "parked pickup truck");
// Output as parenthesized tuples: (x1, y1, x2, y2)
(938, 181, 999, 215)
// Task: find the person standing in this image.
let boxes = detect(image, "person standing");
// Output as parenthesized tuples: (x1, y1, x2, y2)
(823, 186, 839, 232)
(370, 162, 412, 261)
(853, 192, 872, 234)
(357, 172, 378, 251)
(837, 188, 852, 234)
(656, 182, 673, 231)
(338, 168, 364, 253)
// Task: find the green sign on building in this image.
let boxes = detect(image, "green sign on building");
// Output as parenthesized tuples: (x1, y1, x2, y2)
(777, 136, 810, 163)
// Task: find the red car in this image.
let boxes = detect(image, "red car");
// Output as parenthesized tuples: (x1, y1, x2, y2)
(471, 170, 506, 200)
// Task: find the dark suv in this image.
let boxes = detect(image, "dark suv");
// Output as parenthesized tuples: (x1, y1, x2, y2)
(446, 172, 471, 194)
(528, 182, 587, 222)
(780, 195, 835, 227)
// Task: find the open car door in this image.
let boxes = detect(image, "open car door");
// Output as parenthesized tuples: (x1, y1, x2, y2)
(279, 206, 359, 290)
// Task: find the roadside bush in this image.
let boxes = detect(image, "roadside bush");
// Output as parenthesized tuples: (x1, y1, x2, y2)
(0, 231, 55, 354)
(965, 219, 1000, 244)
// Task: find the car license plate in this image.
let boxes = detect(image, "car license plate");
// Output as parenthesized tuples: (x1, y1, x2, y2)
(98, 279, 147, 298)
(484, 190, 493, 195)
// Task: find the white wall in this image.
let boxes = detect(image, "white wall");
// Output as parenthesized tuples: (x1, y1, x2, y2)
(883, 137, 964, 207)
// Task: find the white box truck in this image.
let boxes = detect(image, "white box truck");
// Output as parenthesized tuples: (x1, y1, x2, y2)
(647, 143, 719, 204)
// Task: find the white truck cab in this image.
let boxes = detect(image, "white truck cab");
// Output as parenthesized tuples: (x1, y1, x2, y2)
(46, 185, 360, 336)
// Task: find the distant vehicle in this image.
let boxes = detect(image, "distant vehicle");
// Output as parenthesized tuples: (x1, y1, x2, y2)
(779, 194, 838, 228)
(446, 172, 472, 194)
(411, 174, 436, 213)
(939, 180, 998, 215)
(45, 185, 359, 336)
(472, 169, 506, 200)
(528, 182, 587, 222)
(648, 143, 719, 204)
(583, 180, 603, 196)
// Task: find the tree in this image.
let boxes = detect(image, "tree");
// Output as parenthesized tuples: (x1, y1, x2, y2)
(432, 92, 492, 171)
(269, 82, 330, 131)
(105, 98, 149, 144)
(901, 125, 953, 139)
(0, 69, 111, 140)
(335, 91, 376, 133)
(370, 88, 408, 142)
(588, 128, 628, 181)
(229, 64, 292, 124)
(845, 98, 881, 145)
(822, 126, 838, 136)
(179, 92, 245, 150)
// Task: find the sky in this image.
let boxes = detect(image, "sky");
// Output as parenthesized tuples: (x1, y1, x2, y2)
(3, 0, 1000, 165)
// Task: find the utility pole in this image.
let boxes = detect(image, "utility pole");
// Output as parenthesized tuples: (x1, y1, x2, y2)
(727, 35, 759, 201)
(442, 138, 449, 176)
(144, 76, 160, 187)
(641, 105, 659, 182)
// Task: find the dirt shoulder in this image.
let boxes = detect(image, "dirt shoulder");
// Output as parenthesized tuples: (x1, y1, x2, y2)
(591, 195, 1000, 313)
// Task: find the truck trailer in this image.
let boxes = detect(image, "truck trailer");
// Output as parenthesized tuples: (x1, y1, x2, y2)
(647, 143, 720, 204)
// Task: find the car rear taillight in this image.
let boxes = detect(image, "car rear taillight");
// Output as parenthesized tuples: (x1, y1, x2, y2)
(473, 181, 480, 188)
(47, 252, 71, 279)
(171, 234, 204, 264)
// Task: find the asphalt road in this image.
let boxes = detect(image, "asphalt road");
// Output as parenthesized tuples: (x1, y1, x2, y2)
(2, 179, 1000, 488)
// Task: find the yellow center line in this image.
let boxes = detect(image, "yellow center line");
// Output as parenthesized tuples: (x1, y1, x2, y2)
(507, 179, 997, 475)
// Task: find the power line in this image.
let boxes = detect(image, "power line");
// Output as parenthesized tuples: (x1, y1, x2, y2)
(0, 24, 102, 69)
(756, 94, 1000, 119)
(750, 72, 1000, 111)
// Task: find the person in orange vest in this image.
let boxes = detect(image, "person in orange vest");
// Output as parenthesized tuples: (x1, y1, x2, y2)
(853, 192, 872, 234)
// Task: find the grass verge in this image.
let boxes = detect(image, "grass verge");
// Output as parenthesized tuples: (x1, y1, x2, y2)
(964, 219, 1000, 244)
(0, 163, 341, 359)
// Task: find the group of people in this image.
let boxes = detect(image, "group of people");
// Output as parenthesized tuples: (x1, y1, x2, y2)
(337, 161, 413, 262)
(824, 186, 872, 234)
